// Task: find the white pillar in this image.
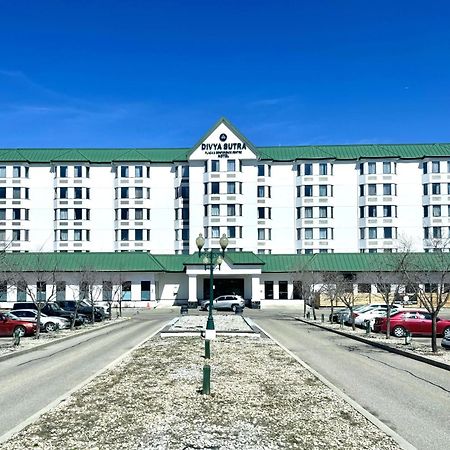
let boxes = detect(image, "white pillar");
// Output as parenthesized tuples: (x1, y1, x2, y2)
(251, 275, 261, 301)
(188, 275, 198, 305)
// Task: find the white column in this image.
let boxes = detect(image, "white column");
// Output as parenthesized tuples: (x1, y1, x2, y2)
(188, 275, 198, 304)
(251, 275, 261, 301)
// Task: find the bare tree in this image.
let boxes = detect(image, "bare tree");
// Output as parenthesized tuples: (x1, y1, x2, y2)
(73, 266, 103, 325)
(292, 255, 320, 319)
(328, 273, 356, 330)
(405, 245, 450, 352)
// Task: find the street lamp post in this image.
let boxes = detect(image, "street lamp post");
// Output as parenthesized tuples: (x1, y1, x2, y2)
(196, 232, 228, 394)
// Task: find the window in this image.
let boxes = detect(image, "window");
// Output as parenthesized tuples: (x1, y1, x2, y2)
(135, 229, 143, 241)
(135, 208, 143, 220)
(181, 229, 189, 240)
(135, 166, 143, 178)
(141, 281, 151, 301)
(121, 166, 129, 177)
(383, 205, 392, 217)
(359, 163, 364, 174)
(74, 229, 82, 241)
(304, 228, 313, 239)
(257, 186, 265, 198)
(135, 187, 143, 199)
(0, 230, 5, 240)
(13, 187, 20, 199)
(432, 161, 440, 173)
(121, 187, 129, 198)
(360, 228, 365, 239)
(383, 184, 392, 195)
(12, 208, 20, 220)
(227, 160, 236, 172)
(368, 184, 377, 196)
(74, 208, 82, 220)
(433, 227, 442, 239)
(279, 281, 288, 299)
(13, 166, 21, 178)
(383, 162, 391, 174)
(211, 204, 220, 216)
(359, 185, 364, 196)
(122, 281, 131, 301)
(368, 162, 376, 174)
(227, 226, 236, 238)
(423, 162, 428, 174)
(319, 228, 328, 239)
(211, 160, 219, 172)
(227, 204, 236, 216)
(181, 166, 189, 178)
(319, 163, 327, 175)
(17, 281, 27, 301)
(181, 208, 189, 220)
(384, 227, 393, 239)
(258, 228, 265, 240)
(432, 183, 441, 195)
(423, 184, 428, 195)
(121, 229, 129, 241)
(74, 187, 82, 199)
(258, 207, 265, 219)
(211, 182, 220, 194)
(74, 165, 82, 177)
(304, 164, 312, 175)
(368, 227, 377, 239)
(0, 209, 5, 220)
(368, 206, 377, 217)
(0, 188, 5, 199)
(257, 165, 265, 176)
(102, 281, 112, 301)
(211, 226, 220, 238)
(37, 281, 46, 302)
(264, 281, 274, 299)
(304, 207, 313, 218)
(319, 207, 328, 218)
(433, 205, 441, 217)
(227, 182, 236, 194)
(319, 185, 327, 197)
(120, 208, 129, 220)
(60, 229, 68, 241)
(304, 185, 313, 197)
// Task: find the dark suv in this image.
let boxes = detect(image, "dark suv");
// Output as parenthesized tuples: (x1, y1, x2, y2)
(55, 300, 105, 322)
(12, 302, 86, 326)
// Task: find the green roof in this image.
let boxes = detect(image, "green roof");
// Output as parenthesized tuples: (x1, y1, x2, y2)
(1, 252, 450, 273)
(1, 143, 450, 164)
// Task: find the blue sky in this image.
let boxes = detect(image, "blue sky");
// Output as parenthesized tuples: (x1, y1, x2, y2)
(0, 0, 449, 148)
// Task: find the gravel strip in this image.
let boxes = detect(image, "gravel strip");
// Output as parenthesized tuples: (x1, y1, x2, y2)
(1, 331, 400, 449)
(169, 315, 253, 332)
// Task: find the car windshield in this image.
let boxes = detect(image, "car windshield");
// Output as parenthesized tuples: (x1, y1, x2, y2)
(5, 312, 20, 320)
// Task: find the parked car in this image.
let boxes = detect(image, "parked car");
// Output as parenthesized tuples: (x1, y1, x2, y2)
(55, 300, 105, 322)
(373, 309, 450, 338)
(199, 295, 245, 312)
(330, 305, 368, 324)
(9, 309, 70, 332)
(442, 337, 450, 349)
(12, 302, 86, 326)
(0, 312, 37, 337)
(354, 305, 403, 329)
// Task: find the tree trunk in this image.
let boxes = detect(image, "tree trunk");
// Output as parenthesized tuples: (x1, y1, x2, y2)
(36, 307, 41, 339)
(349, 306, 355, 330)
(431, 313, 438, 353)
(385, 303, 391, 340)
(329, 300, 334, 323)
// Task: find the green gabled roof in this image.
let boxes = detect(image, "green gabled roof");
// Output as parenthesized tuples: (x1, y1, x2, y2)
(258, 143, 450, 162)
(152, 254, 187, 272)
(1, 252, 165, 272)
(181, 251, 264, 266)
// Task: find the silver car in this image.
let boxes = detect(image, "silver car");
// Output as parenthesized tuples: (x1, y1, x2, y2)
(8, 309, 70, 332)
(199, 295, 245, 312)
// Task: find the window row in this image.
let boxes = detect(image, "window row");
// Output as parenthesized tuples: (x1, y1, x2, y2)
(257, 228, 272, 240)
(299, 249, 332, 254)
(423, 205, 450, 218)
(56, 229, 90, 241)
(0, 187, 30, 199)
(55, 187, 90, 200)
(423, 227, 450, 239)
(175, 186, 189, 199)
(115, 187, 150, 200)
(297, 185, 333, 197)
(422, 183, 450, 196)
(115, 165, 150, 178)
(359, 183, 396, 197)
(204, 204, 243, 217)
(57, 165, 90, 178)
(359, 205, 396, 218)
(204, 159, 243, 173)
(0, 229, 29, 241)
(296, 206, 333, 219)
(204, 182, 243, 195)
(359, 161, 395, 175)
(359, 227, 397, 239)
(296, 162, 331, 177)
(296, 228, 333, 240)
(203, 226, 243, 239)
(55, 208, 90, 221)
(423, 160, 450, 174)
(115, 208, 150, 221)
(0, 208, 29, 220)
(0, 166, 29, 178)
(115, 229, 150, 241)
(257, 185, 271, 198)
(258, 207, 272, 219)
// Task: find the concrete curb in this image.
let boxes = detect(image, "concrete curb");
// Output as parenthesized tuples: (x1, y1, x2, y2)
(295, 317, 450, 372)
(0, 318, 169, 445)
(257, 323, 417, 450)
(0, 318, 131, 363)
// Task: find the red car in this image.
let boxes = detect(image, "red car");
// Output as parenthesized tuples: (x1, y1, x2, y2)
(0, 312, 37, 337)
(374, 309, 450, 338)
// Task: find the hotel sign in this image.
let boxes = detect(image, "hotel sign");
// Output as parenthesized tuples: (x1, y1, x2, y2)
(201, 133, 247, 158)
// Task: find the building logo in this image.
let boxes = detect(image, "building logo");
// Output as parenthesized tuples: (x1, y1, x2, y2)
(219, 133, 227, 142)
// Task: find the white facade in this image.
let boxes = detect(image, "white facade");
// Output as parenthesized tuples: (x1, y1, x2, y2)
(1, 119, 449, 256)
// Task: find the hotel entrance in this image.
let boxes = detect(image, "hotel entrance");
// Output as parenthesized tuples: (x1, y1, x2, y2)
(202, 278, 244, 300)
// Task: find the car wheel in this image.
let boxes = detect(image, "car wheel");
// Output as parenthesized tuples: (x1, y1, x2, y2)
(392, 326, 406, 338)
(13, 326, 27, 337)
(231, 304, 238, 312)
(44, 322, 57, 332)
(443, 327, 450, 339)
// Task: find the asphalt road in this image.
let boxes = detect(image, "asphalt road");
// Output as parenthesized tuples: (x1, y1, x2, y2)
(0, 310, 173, 439)
(246, 309, 450, 450)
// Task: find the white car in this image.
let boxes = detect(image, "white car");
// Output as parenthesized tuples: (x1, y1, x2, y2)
(9, 309, 70, 332)
(199, 295, 245, 312)
(354, 305, 403, 330)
